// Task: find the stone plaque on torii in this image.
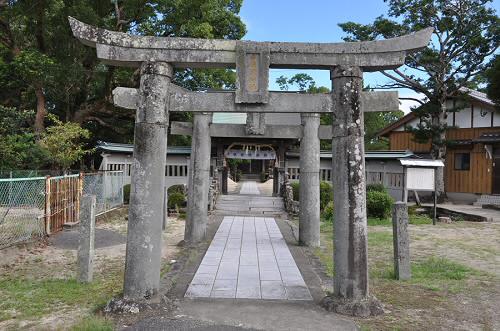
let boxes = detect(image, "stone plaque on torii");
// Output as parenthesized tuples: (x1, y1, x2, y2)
(69, 17, 431, 315)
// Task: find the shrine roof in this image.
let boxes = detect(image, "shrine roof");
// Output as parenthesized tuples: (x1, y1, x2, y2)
(97, 141, 191, 155)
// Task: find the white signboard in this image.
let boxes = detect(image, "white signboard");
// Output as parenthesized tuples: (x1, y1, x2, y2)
(406, 167, 435, 191)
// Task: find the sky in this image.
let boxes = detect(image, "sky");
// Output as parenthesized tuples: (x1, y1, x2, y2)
(238, 0, 500, 113)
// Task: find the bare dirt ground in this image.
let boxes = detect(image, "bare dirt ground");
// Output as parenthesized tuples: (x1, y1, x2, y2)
(0, 209, 185, 330)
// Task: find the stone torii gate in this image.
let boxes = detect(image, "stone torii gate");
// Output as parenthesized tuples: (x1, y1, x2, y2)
(113, 85, 400, 247)
(69, 17, 431, 314)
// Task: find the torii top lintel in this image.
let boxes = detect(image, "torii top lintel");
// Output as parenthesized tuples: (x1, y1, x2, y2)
(69, 17, 432, 72)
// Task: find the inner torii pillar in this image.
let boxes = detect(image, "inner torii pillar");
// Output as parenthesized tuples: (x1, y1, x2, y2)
(327, 66, 383, 315)
(185, 113, 212, 243)
(299, 113, 321, 247)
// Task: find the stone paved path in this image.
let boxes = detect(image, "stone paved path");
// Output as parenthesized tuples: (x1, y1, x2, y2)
(185, 215, 312, 300)
(238, 181, 261, 195)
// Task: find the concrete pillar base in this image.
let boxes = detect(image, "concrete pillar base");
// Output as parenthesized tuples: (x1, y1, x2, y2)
(321, 295, 384, 317)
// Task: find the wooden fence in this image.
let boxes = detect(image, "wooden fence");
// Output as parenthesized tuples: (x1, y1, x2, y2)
(45, 174, 82, 234)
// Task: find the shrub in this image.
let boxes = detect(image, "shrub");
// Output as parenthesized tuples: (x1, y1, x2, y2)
(168, 192, 186, 211)
(290, 181, 333, 210)
(366, 190, 393, 219)
(366, 183, 386, 193)
(123, 184, 131, 204)
(322, 201, 334, 222)
(260, 171, 267, 183)
(234, 169, 242, 182)
(168, 184, 185, 195)
(320, 181, 333, 211)
(290, 181, 300, 201)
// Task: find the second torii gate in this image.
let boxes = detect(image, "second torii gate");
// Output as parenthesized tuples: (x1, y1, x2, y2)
(69, 17, 432, 316)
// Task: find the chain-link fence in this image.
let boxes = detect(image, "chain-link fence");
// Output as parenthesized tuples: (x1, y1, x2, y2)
(82, 171, 124, 215)
(0, 177, 46, 249)
(0, 171, 124, 249)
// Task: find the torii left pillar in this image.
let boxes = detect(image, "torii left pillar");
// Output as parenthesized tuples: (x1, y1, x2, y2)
(185, 113, 212, 243)
(124, 62, 172, 300)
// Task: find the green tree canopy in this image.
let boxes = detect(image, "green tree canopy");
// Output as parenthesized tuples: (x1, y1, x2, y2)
(339, 0, 499, 195)
(0, 0, 246, 169)
(485, 55, 500, 108)
(275, 74, 403, 150)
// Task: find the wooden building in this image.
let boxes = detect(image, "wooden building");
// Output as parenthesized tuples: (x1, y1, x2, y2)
(378, 88, 498, 202)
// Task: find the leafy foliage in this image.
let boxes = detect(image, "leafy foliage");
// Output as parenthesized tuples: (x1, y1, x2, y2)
(123, 184, 131, 204)
(167, 185, 187, 211)
(291, 181, 300, 201)
(167, 184, 186, 195)
(40, 115, 91, 170)
(339, 0, 499, 194)
(276, 75, 403, 150)
(366, 190, 394, 219)
(0, 106, 48, 170)
(321, 201, 334, 223)
(226, 158, 249, 182)
(366, 183, 387, 193)
(364, 111, 404, 150)
(291, 181, 333, 211)
(319, 181, 333, 211)
(260, 171, 267, 183)
(168, 192, 186, 211)
(485, 55, 500, 108)
(0, 0, 247, 170)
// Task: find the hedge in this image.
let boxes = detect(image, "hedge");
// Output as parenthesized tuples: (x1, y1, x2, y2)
(366, 190, 393, 219)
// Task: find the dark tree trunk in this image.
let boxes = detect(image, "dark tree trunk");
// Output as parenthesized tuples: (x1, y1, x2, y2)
(34, 85, 47, 135)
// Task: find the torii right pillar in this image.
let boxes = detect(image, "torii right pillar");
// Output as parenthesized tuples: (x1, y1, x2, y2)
(328, 66, 383, 316)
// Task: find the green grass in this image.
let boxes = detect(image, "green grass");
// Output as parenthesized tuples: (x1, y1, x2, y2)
(0, 270, 123, 321)
(367, 215, 433, 226)
(315, 220, 483, 292)
(71, 316, 114, 331)
(160, 262, 172, 278)
(367, 231, 393, 248)
(412, 257, 474, 281)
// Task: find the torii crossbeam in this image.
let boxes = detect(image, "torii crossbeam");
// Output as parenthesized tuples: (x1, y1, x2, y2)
(69, 17, 431, 316)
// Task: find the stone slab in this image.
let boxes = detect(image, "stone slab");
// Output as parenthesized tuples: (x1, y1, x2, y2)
(70, 17, 432, 71)
(185, 215, 311, 301)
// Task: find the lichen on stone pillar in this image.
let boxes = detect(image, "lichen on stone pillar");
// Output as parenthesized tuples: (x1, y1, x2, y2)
(322, 66, 383, 317)
(123, 61, 173, 301)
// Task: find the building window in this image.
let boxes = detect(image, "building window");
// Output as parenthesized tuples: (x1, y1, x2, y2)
(454, 153, 470, 171)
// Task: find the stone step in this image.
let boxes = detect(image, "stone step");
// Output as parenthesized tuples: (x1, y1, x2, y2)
(215, 194, 285, 216)
(473, 194, 500, 206)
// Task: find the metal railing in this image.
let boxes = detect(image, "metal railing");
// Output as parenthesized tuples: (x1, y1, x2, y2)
(82, 171, 124, 215)
(0, 177, 46, 249)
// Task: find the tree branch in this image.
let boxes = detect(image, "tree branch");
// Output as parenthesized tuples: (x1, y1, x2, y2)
(399, 97, 426, 105)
